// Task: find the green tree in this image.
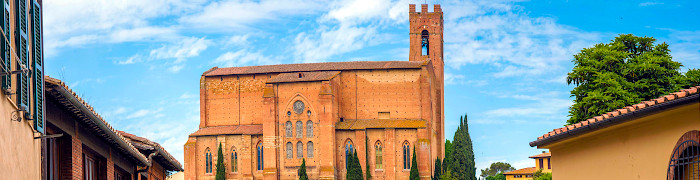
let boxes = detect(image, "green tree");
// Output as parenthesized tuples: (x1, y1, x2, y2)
(215, 143, 226, 180)
(567, 34, 697, 124)
(533, 169, 552, 180)
(479, 162, 515, 177)
(433, 158, 442, 180)
(410, 147, 419, 180)
(298, 159, 309, 180)
(366, 137, 372, 180)
(346, 150, 363, 180)
(484, 173, 506, 180)
(440, 170, 457, 180)
(450, 114, 476, 180)
(444, 140, 453, 171)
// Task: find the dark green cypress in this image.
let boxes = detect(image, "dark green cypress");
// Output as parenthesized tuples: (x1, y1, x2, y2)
(452, 114, 476, 180)
(433, 158, 442, 180)
(298, 159, 309, 180)
(215, 143, 226, 180)
(410, 147, 419, 180)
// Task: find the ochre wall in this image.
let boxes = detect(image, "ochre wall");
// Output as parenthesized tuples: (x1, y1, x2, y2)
(544, 103, 700, 180)
(0, 93, 42, 180)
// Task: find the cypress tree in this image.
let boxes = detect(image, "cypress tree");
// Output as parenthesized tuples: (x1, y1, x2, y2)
(410, 147, 419, 180)
(433, 158, 442, 180)
(298, 159, 309, 180)
(452, 114, 476, 180)
(215, 143, 226, 180)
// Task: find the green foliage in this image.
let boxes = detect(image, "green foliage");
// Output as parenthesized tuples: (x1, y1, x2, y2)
(484, 173, 506, 180)
(433, 158, 442, 180)
(366, 137, 372, 180)
(440, 170, 457, 180)
(480, 162, 515, 177)
(410, 147, 419, 180)
(533, 169, 552, 180)
(444, 140, 453, 170)
(215, 143, 226, 180)
(567, 34, 697, 124)
(450, 114, 476, 180)
(346, 150, 363, 180)
(298, 159, 309, 180)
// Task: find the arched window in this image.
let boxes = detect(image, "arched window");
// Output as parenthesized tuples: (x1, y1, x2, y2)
(307, 141, 314, 158)
(285, 121, 292, 138)
(375, 141, 383, 169)
(231, 147, 238, 173)
(668, 130, 700, 180)
(297, 141, 304, 158)
(257, 142, 263, 171)
(296, 121, 303, 138)
(345, 140, 354, 169)
(286, 142, 293, 159)
(306, 120, 313, 138)
(421, 30, 429, 55)
(205, 148, 212, 173)
(403, 141, 410, 170)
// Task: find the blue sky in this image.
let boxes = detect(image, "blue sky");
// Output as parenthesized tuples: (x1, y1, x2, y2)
(44, 0, 700, 173)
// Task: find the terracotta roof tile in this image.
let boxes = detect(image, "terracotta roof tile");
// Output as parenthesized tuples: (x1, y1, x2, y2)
(118, 131, 183, 171)
(532, 86, 700, 147)
(503, 167, 537, 175)
(205, 60, 426, 76)
(189, 125, 263, 137)
(266, 71, 340, 83)
(528, 152, 551, 158)
(335, 119, 426, 130)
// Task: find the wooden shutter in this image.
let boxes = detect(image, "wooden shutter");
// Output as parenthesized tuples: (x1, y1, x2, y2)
(0, 0, 9, 90)
(31, 0, 43, 133)
(15, 0, 29, 111)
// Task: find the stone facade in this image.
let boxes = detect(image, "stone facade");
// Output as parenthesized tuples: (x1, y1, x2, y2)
(185, 4, 444, 180)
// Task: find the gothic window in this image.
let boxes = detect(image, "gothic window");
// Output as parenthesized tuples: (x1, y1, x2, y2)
(205, 148, 212, 173)
(421, 30, 429, 55)
(296, 121, 303, 138)
(257, 142, 263, 171)
(307, 141, 314, 158)
(306, 120, 313, 138)
(231, 147, 238, 173)
(285, 121, 292, 138)
(375, 141, 383, 169)
(403, 141, 410, 170)
(345, 140, 354, 169)
(297, 141, 303, 158)
(286, 142, 293, 159)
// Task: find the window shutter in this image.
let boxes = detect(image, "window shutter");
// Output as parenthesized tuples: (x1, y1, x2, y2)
(31, 0, 43, 133)
(14, 0, 29, 111)
(0, 1, 9, 90)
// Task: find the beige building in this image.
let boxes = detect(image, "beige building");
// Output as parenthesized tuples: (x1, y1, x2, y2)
(503, 152, 551, 180)
(530, 86, 700, 180)
(0, 0, 45, 179)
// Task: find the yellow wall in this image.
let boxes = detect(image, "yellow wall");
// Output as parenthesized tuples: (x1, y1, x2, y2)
(534, 157, 552, 173)
(543, 103, 700, 180)
(505, 174, 532, 180)
(0, 93, 42, 179)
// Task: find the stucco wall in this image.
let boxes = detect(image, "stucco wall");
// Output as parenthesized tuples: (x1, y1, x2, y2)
(545, 103, 700, 180)
(0, 95, 41, 180)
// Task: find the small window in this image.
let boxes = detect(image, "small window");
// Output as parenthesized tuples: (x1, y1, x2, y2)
(306, 120, 313, 138)
(257, 142, 264, 171)
(297, 141, 304, 158)
(539, 158, 543, 169)
(375, 141, 383, 169)
(286, 142, 293, 159)
(514, 175, 523, 178)
(296, 121, 303, 138)
(526, 175, 533, 178)
(547, 157, 551, 169)
(285, 121, 293, 138)
(403, 141, 410, 169)
(205, 148, 212, 173)
(307, 141, 314, 158)
(421, 30, 429, 55)
(231, 147, 238, 173)
(345, 140, 354, 169)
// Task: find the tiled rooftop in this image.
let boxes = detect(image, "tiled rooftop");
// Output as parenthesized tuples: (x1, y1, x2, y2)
(335, 119, 426, 130)
(531, 86, 700, 147)
(118, 131, 183, 171)
(528, 152, 551, 158)
(204, 60, 426, 76)
(503, 167, 536, 175)
(266, 71, 340, 83)
(189, 125, 263, 137)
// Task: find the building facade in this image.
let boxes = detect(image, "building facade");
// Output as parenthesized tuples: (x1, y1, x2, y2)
(503, 152, 551, 180)
(184, 4, 445, 180)
(530, 86, 700, 180)
(0, 0, 45, 179)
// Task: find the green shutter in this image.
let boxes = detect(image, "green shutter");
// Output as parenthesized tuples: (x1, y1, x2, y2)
(15, 0, 28, 112)
(31, 0, 42, 133)
(0, 1, 9, 90)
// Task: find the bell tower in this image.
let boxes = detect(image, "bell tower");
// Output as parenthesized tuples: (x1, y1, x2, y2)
(409, 4, 443, 64)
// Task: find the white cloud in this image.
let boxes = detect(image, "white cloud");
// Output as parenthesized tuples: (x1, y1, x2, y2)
(125, 108, 164, 119)
(445, 73, 465, 85)
(150, 37, 211, 63)
(639, 2, 663, 6)
(214, 50, 279, 67)
(293, 25, 385, 62)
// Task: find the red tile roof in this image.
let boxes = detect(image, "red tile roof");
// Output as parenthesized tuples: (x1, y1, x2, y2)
(531, 86, 700, 147)
(503, 167, 536, 175)
(204, 60, 426, 76)
(528, 152, 551, 158)
(335, 119, 427, 130)
(266, 71, 340, 83)
(189, 125, 263, 137)
(118, 131, 184, 171)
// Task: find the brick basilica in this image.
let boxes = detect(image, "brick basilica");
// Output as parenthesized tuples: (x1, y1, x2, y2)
(184, 4, 445, 180)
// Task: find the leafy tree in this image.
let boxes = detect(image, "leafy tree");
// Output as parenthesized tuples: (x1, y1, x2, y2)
(444, 140, 453, 171)
(479, 162, 515, 177)
(450, 114, 476, 180)
(533, 169, 552, 180)
(410, 147, 419, 180)
(484, 173, 506, 180)
(440, 170, 457, 180)
(215, 143, 226, 180)
(567, 34, 698, 124)
(366, 137, 372, 180)
(433, 158, 442, 180)
(298, 159, 309, 180)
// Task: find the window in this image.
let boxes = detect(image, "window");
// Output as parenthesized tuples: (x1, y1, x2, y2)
(231, 147, 238, 173)
(375, 141, 383, 169)
(297, 141, 304, 158)
(421, 30, 429, 55)
(31, 0, 44, 134)
(46, 138, 59, 180)
(306, 120, 313, 138)
(83, 154, 97, 180)
(539, 158, 543, 170)
(114, 166, 130, 180)
(345, 140, 354, 169)
(526, 175, 533, 178)
(286, 142, 293, 159)
(257, 142, 264, 170)
(285, 121, 292, 138)
(0, 0, 10, 91)
(514, 175, 523, 178)
(403, 141, 410, 169)
(668, 131, 700, 180)
(296, 121, 303, 138)
(547, 157, 551, 169)
(205, 148, 212, 173)
(14, 0, 29, 113)
(307, 141, 314, 158)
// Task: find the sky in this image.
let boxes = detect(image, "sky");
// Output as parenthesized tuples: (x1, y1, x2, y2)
(43, 0, 700, 174)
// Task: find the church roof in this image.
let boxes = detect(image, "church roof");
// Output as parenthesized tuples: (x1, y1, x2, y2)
(335, 119, 427, 130)
(266, 71, 340, 83)
(203, 60, 427, 76)
(189, 125, 263, 137)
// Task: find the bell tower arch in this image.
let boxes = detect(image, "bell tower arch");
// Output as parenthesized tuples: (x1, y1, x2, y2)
(409, 4, 443, 64)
